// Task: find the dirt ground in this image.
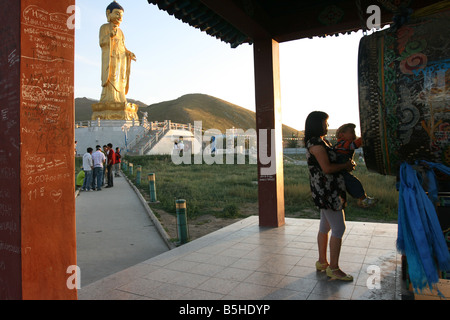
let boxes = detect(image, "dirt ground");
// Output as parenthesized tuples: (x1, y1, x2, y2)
(151, 204, 319, 243)
(152, 208, 247, 242)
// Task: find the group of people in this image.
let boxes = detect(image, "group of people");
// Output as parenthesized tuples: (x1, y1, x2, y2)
(305, 111, 377, 282)
(79, 143, 121, 191)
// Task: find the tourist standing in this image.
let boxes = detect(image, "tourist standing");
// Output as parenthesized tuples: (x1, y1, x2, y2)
(92, 145, 106, 191)
(102, 145, 108, 186)
(81, 147, 94, 191)
(114, 147, 121, 177)
(105, 143, 115, 188)
(178, 137, 184, 157)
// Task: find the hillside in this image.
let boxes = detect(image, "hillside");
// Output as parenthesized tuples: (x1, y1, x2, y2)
(75, 93, 300, 137)
(142, 94, 299, 137)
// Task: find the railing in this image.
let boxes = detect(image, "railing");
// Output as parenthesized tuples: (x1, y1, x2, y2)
(140, 122, 169, 155)
(75, 119, 142, 128)
(149, 120, 198, 133)
(76, 119, 200, 155)
(76, 119, 201, 133)
(132, 120, 200, 155)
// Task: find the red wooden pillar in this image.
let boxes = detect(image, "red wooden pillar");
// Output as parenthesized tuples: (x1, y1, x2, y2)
(0, 0, 77, 299)
(253, 38, 285, 227)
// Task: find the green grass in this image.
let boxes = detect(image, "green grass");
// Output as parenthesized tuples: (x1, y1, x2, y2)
(121, 155, 399, 223)
(122, 155, 257, 218)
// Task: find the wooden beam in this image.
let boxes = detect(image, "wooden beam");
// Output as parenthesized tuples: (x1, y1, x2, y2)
(253, 38, 285, 228)
(199, 0, 270, 39)
(272, 0, 442, 42)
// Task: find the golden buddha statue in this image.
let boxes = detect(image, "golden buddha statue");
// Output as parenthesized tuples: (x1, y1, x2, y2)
(91, 1, 139, 121)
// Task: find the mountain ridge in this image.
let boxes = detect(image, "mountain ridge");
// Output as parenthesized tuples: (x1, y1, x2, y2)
(75, 93, 300, 137)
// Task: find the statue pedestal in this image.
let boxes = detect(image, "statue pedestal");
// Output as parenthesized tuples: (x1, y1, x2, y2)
(91, 101, 139, 120)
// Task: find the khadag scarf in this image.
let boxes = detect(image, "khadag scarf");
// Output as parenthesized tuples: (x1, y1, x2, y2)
(397, 162, 450, 295)
(420, 160, 450, 204)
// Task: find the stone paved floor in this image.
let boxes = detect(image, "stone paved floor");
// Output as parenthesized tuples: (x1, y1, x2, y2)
(78, 216, 408, 300)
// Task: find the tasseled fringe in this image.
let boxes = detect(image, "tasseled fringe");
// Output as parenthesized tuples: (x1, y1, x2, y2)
(397, 161, 450, 298)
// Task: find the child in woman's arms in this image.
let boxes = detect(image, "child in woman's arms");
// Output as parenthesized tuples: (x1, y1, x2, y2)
(334, 123, 377, 208)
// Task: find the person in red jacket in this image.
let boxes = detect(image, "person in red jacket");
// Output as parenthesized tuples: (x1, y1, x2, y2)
(334, 123, 377, 208)
(114, 147, 121, 177)
(105, 143, 115, 188)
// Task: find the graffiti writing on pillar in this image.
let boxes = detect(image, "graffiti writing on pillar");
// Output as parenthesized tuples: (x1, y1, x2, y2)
(20, 5, 74, 155)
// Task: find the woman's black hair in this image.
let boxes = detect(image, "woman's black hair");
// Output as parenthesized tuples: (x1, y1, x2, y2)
(304, 111, 329, 145)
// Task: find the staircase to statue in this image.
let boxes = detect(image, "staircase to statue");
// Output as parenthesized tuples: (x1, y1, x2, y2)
(127, 120, 194, 155)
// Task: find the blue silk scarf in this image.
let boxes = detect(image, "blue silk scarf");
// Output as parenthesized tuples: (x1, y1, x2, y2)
(397, 162, 450, 295)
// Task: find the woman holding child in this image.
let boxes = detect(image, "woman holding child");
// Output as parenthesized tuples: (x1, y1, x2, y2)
(304, 111, 355, 281)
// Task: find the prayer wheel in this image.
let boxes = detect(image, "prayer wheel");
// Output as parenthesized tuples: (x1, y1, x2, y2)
(358, 8, 449, 176)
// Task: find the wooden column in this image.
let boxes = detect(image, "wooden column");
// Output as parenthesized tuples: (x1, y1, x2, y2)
(253, 38, 285, 227)
(0, 0, 77, 299)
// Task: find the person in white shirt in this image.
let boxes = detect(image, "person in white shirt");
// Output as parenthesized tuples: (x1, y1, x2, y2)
(91, 145, 106, 191)
(81, 147, 94, 191)
(178, 137, 184, 156)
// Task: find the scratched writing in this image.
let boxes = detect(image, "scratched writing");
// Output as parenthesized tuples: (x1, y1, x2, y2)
(22, 85, 45, 103)
(0, 26, 18, 69)
(0, 108, 17, 135)
(0, 203, 12, 217)
(7, 50, 19, 67)
(0, 220, 18, 235)
(0, 189, 10, 199)
(27, 173, 70, 187)
(18, 4, 74, 158)
(27, 187, 45, 201)
(1, 109, 8, 121)
(22, 5, 71, 34)
(25, 151, 67, 175)
(20, 68, 73, 127)
(22, 126, 71, 154)
(0, 167, 17, 179)
(0, 241, 20, 254)
(22, 21, 74, 63)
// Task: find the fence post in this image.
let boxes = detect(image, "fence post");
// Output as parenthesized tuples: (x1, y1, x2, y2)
(148, 173, 158, 203)
(176, 199, 189, 244)
(128, 163, 133, 175)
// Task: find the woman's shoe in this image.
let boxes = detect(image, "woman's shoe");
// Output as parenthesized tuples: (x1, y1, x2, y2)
(326, 266, 353, 281)
(315, 261, 329, 272)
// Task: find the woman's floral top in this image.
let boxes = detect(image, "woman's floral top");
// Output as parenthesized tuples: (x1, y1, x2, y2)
(306, 137, 347, 211)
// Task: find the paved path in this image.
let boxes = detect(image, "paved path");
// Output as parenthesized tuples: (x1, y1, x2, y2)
(75, 172, 170, 287)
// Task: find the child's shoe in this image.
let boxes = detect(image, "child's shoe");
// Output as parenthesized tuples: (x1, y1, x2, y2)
(357, 196, 377, 208)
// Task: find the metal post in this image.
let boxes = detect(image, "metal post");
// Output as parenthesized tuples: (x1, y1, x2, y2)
(176, 199, 189, 244)
(136, 165, 141, 185)
(128, 163, 133, 175)
(148, 173, 158, 202)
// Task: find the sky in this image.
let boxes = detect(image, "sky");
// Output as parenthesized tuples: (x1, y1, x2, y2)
(74, 0, 368, 133)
